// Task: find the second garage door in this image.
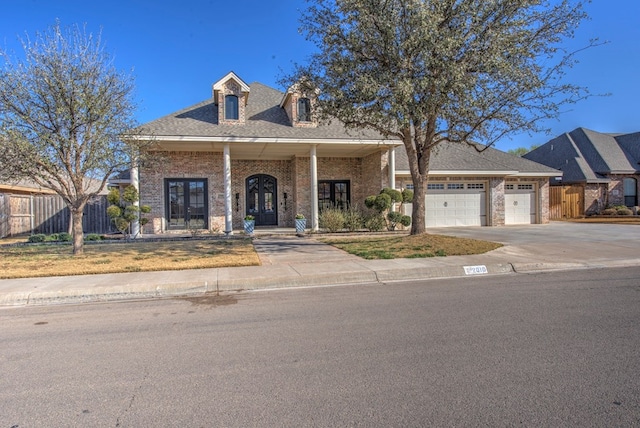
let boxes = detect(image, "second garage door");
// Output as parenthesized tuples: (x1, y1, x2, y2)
(505, 183, 536, 224)
(425, 182, 487, 227)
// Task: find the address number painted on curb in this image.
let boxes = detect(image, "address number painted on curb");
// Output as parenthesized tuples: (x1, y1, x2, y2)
(464, 265, 488, 275)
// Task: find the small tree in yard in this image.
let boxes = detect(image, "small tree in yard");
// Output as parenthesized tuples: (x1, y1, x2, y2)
(365, 188, 412, 231)
(286, 0, 595, 235)
(0, 22, 153, 254)
(106, 185, 150, 239)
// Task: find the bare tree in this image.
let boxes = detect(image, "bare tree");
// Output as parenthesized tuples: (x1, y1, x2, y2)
(0, 22, 150, 254)
(286, 0, 595, 234)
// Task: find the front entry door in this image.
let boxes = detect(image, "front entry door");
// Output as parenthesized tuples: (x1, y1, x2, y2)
(246, 174, 278, 226)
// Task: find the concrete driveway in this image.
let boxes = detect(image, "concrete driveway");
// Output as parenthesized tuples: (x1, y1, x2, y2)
(430, 221, 640, 269)
(429, 221, 638, 245)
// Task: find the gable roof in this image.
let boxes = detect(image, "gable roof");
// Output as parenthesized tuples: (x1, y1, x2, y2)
(523, 128, 640, 184)
(394, 141, 560, 177)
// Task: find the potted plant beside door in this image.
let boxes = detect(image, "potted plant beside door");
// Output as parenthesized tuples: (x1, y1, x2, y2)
(243, 215, 255, 235)
(295, 213, 306, 236)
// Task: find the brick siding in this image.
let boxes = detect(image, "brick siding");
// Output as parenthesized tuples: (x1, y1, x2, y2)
(140, 150, 390, 233)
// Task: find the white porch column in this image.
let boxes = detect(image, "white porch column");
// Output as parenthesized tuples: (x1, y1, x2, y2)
(223, 143, 233, 235)
(388, 147, 396, 189)
(130, 162, 140, 238)
(310, 144, 319, 232)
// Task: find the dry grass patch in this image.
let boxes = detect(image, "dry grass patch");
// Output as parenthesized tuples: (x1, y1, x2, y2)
(0, 238, 259, 279)
(319, 234, 502, 259)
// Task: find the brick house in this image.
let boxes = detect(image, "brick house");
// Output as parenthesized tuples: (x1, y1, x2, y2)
(524, 128, 640, 215)
(135, 72, 396, 234)
(133, 71, 560, 234)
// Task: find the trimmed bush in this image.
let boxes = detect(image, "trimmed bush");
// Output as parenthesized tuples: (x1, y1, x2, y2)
(85, 233, 103, 241)
(402, 188, 414, 203)
(57, 232, 72, 242)
(617, 207, 633, 216)
(319, 207, 345, 232)
(601, 208, 617, 216)
(387, 211, 412, 231)
(28, 234, 46, 243)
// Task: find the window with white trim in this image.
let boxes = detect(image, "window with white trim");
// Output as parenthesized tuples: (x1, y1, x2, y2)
(518, 184, 534, 190)
(506, 184, 515, 190)
(467, 183, 485, 190)
(447, 183, 464, 190)
(427, 183, 444, 190)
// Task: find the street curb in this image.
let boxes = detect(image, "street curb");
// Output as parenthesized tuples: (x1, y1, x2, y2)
(2, 259, 639, 307)
(0, 264, 514, 307)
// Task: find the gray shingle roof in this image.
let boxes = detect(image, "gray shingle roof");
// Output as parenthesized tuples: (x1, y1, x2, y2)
(524, 128, 640, 183)
(394, 140, 560, 175)
(142, 78, 560, 176)
(141, 82, 385, 141)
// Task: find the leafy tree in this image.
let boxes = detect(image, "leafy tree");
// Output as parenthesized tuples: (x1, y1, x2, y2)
(106, 185, 150, 239)
(508, 145, 539, 156)
(287, 0, 593, 234)
(0, 22, 151, 254)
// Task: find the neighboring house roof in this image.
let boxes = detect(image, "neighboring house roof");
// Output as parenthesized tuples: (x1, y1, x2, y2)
(0, 176, 109, 195)
(108, 170, 131, 186)
(394, 141, 560, 177)
(523, 128, 640, 184)
(0, 179, 57, 195)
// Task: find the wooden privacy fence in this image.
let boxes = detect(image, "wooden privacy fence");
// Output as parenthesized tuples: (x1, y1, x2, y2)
(549, 185, 584, 219)
(0, 193, 113, 238)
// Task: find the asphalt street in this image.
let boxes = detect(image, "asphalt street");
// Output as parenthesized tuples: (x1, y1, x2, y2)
(2, 266, 639, 427)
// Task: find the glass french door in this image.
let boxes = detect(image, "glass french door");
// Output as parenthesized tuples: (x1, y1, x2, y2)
(318, 180, 350, 210)
(166, 179, 207, 230)
(246, 174, 278, 226)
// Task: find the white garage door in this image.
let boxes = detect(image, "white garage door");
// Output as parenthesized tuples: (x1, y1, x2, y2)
(425, 183, 487, 227)
(505, 184, 536, 224)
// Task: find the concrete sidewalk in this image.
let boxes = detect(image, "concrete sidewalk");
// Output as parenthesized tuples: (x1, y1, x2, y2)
(1, 222, 639, 307)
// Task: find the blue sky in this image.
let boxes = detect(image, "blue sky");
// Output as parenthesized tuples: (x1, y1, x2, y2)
(2, 0, 638, 152)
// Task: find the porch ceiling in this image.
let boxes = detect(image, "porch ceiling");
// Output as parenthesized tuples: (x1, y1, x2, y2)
(153, 139, 399, 160)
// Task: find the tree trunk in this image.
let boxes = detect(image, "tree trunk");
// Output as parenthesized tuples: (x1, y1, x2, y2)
(71, 206, 85, 255)
(410, 177, 427, 235)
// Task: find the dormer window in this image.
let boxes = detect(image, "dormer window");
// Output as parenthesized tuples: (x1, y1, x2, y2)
(212, 72, 250, 125)
(280, 82, 318, 128)
(297, 97, 311, 122)
(225, 95, 239, 120)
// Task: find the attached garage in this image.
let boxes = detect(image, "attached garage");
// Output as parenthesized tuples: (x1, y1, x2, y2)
(425, 182, 487, 227)
(393, 141, 561, 228)
(505, 183, 536, 224)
